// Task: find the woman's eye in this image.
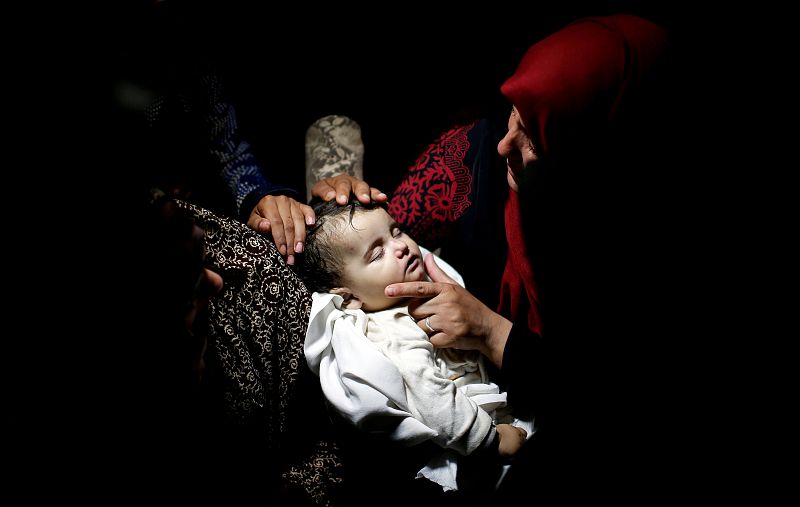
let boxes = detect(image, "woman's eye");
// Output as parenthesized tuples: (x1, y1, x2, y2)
(392, 227, 402, 237)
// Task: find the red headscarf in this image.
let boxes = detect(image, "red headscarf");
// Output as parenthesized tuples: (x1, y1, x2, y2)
(501, 15, 669, 156)
(496, 15, 669, 335)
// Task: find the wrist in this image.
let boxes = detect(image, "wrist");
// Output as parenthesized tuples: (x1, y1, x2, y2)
(483, 315, 512, 368)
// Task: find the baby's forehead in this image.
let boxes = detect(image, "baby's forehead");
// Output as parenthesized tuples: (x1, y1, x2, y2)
(355, 208, 392, 228)
(332, 208, 391, 247)
(335, 207, 390, 228)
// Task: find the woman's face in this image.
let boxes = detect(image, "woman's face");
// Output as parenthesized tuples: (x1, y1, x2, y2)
(497, 107, 539, 192)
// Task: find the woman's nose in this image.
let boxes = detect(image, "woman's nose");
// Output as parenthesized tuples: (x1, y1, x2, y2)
(497, 131, 513, 158)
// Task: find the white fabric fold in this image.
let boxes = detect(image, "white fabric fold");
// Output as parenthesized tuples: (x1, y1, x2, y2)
(306, 291, 439, 444)
(304, 249, 529, 491)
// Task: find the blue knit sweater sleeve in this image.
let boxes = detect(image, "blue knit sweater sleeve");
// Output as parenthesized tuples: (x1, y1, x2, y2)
(203, 75, 299, 222)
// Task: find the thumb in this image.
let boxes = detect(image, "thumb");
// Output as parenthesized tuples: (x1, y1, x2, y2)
(424, 253, 456, 284)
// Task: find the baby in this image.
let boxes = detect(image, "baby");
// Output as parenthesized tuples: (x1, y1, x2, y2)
(300, 197, 529, 490)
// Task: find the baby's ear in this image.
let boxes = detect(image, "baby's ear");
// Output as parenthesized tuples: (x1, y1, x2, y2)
(330, 287, 363, 309)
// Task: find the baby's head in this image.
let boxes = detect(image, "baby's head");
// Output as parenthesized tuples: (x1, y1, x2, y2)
(300, 196, 425, 311)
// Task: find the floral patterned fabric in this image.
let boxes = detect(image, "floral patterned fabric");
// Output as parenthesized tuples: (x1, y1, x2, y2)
(388, 122, 476, 248)
(178, 200, 342, 505)
(387, 119, 510, 311)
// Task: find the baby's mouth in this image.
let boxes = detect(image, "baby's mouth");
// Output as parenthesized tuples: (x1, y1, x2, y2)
(405, 255, 419, 274)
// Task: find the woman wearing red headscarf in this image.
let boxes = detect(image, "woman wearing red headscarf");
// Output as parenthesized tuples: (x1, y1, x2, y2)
(385, 14, 673, 496)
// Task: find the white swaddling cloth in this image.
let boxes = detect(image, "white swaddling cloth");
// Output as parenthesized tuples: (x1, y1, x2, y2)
(304, 248, 532, 491)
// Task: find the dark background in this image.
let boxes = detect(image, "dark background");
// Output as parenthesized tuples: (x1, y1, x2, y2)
(111, 0, 681, 211)
(12, 0, 733, 496)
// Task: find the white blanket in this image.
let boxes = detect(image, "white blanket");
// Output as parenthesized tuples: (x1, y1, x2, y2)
(304, 250, 531, 491)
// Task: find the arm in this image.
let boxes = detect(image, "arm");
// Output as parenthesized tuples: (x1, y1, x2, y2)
(378, 331, 493, 456)
(203, 76, 297, 221)
(203, 75, 313, 263)
(385, 254, 513, 368)
(386, 254, 547, 418)
(211, 99, 386, 259)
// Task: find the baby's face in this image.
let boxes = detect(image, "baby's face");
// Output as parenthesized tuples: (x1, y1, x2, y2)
(336, 208, 425, 311)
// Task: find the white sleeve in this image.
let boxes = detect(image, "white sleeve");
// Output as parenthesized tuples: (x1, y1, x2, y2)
(380, 331, 493, 456)
(305, 293, 438, 445)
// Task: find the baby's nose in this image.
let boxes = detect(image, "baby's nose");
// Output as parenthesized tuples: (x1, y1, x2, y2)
(393, 239, 409, 257)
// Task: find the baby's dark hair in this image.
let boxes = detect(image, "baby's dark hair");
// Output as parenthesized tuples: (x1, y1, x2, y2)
(298, 195, 388, 293)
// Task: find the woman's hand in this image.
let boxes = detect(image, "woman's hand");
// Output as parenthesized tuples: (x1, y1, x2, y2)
(312, 174, 387, 205)
(247, 195, 314, 266)
(385, 254, 512, 368)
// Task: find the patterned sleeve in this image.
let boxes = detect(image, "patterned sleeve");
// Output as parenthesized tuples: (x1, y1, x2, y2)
(177, 200, 344, 504)
(202, 75, 299, 221)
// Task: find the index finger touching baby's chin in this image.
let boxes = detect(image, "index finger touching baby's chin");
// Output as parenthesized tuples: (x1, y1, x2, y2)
(385, 282, 439, 298)
(385, 284, 404, 297)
